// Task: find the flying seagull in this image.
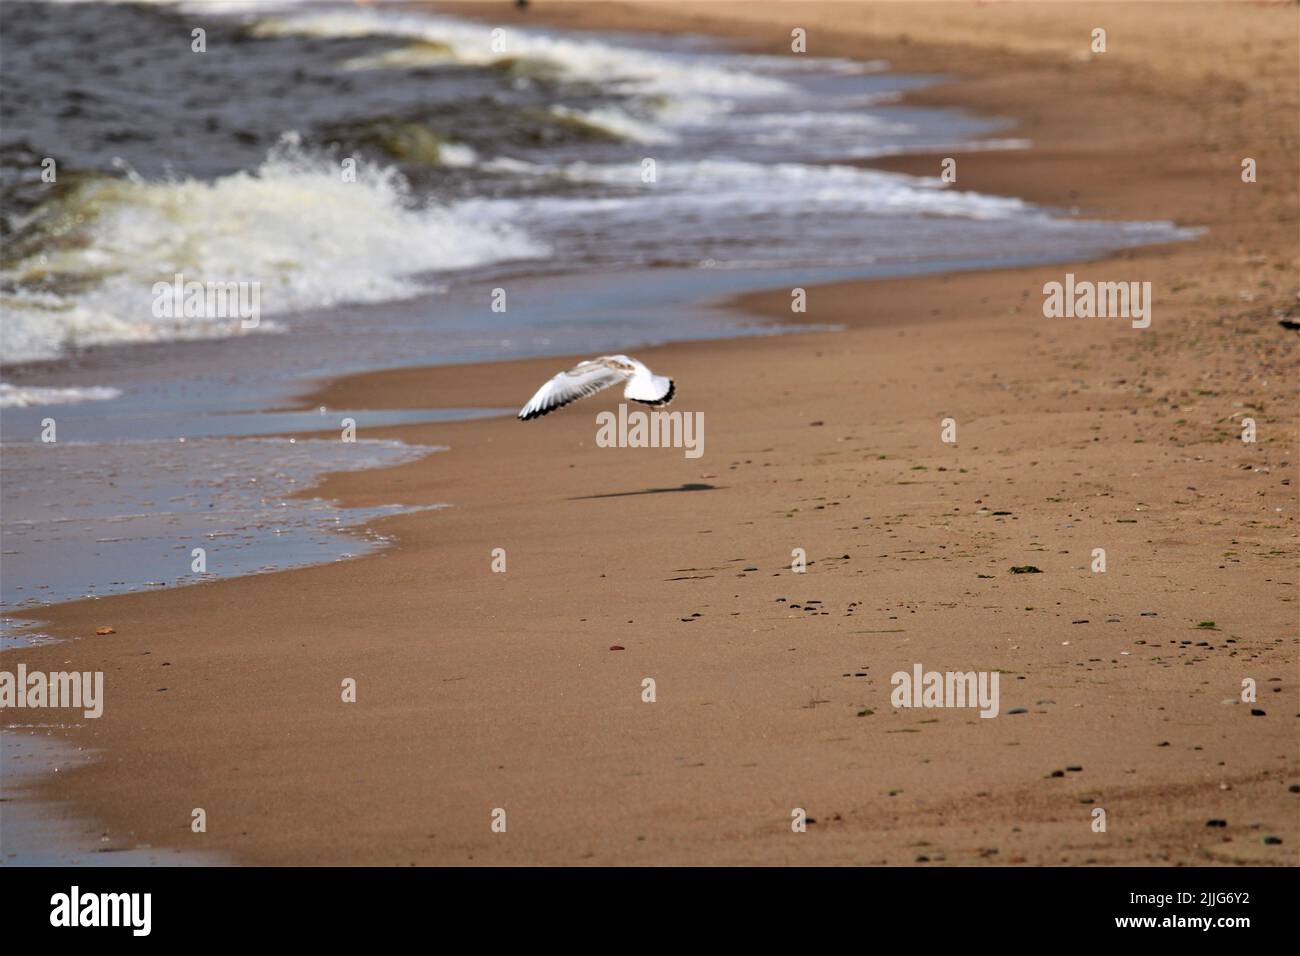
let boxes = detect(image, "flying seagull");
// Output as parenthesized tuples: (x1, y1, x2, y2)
(518, 355, 675, 421)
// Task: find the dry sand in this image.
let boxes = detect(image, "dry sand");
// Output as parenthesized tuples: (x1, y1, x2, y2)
(4, 2, 1296, 865)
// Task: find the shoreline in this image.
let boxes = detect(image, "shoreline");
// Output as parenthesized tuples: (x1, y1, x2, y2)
(3, 2, 1296, 866)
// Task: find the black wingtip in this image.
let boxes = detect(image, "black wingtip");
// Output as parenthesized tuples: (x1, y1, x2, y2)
(518, 394, 579, 421)
(634, 380, 675, 407)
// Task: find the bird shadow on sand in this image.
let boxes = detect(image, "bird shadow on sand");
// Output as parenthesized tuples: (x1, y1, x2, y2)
(568, 483, 720, 500)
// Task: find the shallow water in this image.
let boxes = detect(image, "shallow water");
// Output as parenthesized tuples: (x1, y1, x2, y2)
(0, 731, 226, 864)
(0, 435, 443, 618)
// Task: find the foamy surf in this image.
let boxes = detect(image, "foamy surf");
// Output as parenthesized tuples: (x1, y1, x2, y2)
(1, 136, 547, 364)
(251, 6, 810, 151)
(552, 159, 1034, 219)
(251, 7, 794, 98)
(0, 383, 123, 409)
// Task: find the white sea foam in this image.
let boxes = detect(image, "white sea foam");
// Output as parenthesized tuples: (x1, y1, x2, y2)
(251, 8, 792, 98)
(0, 383, 123, 409)
(444, 156, 1068, 272)
(550, 158, 1033, 219)
(0, 137, 547, 364)
(438, 142, 480, 168)
(243, 5, 889, 160)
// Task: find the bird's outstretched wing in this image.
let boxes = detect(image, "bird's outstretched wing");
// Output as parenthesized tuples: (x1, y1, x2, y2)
(517, 361, 628, 420)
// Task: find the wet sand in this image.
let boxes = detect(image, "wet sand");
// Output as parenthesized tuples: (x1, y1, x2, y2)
(3, 2, 1296, 865)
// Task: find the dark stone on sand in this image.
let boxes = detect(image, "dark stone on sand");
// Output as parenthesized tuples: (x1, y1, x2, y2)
(1066, 765, 1083, 772)
(1205, 819, 1227, 827)
(1263, 835, 1283, 845)
(1009, 565, 1042, 574)
(1050, 770, 1065, 778)
(1250, 709, 1266, 716)
(609, 645, 624, 651)
(1008, 707, 1028, 715)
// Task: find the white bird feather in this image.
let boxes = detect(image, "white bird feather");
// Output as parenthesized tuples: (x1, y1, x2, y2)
(517, 355, 675, 421)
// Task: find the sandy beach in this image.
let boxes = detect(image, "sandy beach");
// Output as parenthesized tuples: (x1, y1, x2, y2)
(3, 1, 1296, 866)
